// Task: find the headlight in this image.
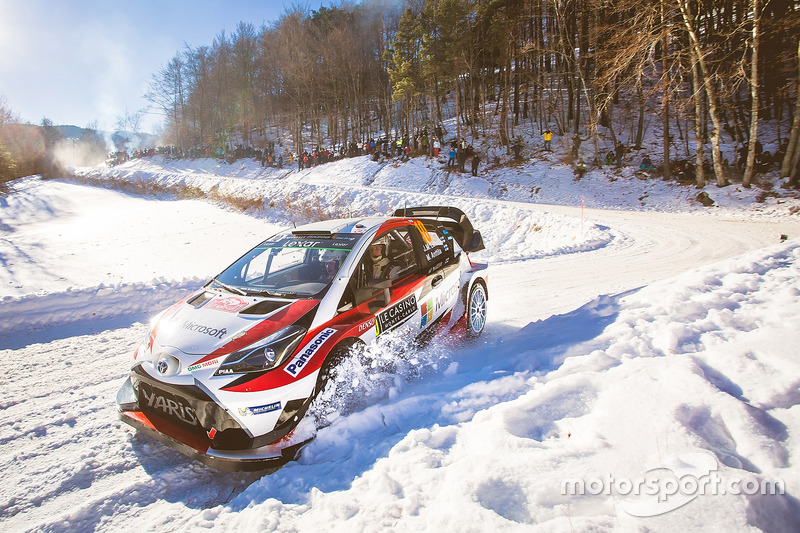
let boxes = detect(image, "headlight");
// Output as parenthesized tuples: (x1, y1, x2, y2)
(135, 322, 156, 361)
(214, 325, 306, 376)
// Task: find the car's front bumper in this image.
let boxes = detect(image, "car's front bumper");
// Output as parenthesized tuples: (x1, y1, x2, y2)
(116, 371, 313, 471)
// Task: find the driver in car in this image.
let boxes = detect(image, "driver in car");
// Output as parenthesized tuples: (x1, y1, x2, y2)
(319, 249, 346, 281)
(367, 240, 392, 280)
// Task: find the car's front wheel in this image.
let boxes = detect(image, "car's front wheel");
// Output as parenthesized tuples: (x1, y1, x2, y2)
(466, 281, 487, 338)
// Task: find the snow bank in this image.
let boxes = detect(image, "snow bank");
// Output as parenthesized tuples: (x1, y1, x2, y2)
(72, 152, 800, 217)
(0, 278, 202, 335)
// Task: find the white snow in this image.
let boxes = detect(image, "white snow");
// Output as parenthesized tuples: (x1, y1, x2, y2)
(1, 153, 800, 532)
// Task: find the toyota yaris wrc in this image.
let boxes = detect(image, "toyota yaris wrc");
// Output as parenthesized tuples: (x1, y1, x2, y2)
(117, 206, 488, 471)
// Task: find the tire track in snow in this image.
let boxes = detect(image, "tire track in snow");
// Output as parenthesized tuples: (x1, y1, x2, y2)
(0, 324, 263, 533)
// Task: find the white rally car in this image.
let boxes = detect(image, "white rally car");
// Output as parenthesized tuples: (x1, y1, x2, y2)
(117, 206, 488, 470)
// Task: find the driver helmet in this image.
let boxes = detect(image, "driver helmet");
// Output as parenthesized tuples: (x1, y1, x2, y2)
(320, 249, 346, 276)
(369, 238, 388, 263)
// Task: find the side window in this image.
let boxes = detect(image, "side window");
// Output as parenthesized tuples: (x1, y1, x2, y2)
(359, 228, 421, 284)
(337, 228, 423, 312)
(421, 223, 450, 270)
(385, 227, 419, 280)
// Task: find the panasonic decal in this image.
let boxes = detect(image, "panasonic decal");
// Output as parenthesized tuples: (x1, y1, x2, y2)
(284, 328, 336, 378)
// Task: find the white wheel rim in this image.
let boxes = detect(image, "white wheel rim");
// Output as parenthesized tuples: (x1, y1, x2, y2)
(469, 285, 487, 334)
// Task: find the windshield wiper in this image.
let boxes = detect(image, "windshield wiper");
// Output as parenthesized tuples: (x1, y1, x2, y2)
(267, 290, 307, 299)
(211, 279, 248, 296)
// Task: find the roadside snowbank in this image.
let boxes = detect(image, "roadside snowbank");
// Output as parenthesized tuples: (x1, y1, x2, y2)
(73, 152, 800, 216)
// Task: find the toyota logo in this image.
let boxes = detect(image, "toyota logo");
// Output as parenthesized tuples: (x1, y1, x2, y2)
(157, 358, 169, 374)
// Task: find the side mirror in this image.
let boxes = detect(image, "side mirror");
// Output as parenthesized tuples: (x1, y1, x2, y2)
(367, 279, 391, 312)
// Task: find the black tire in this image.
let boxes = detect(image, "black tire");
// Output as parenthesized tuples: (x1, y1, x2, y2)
(465, 281, 487, 338)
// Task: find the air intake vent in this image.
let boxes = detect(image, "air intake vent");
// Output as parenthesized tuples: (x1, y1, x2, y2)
(188, 291, 215, 307)
(240, 300, 290, 315)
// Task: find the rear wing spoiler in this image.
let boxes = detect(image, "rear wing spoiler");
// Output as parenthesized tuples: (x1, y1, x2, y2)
(393, 206, 485, 252)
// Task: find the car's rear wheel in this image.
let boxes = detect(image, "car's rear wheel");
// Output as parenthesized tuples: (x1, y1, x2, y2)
(466, 281, 487, 338)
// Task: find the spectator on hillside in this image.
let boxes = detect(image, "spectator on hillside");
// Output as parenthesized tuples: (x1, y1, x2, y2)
(574, 158, 587, 179)
(458, 145, 468, 172)
(471, 151, 481, 176)
(615, 142, 625, 168)
(755, 151, 773, 173)
(676, 161, 695, 181)
(543, 129, 553, 151)
(641, 154, 653, 171)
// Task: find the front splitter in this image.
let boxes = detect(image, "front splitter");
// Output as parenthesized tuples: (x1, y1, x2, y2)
(118, 409, 311, 472)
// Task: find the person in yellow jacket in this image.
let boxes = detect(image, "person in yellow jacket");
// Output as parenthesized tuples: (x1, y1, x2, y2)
(543, 129, 553, 151)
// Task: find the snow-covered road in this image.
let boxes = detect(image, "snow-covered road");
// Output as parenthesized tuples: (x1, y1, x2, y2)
(490, 204, 800, 326)
(2, 162, 799, 531)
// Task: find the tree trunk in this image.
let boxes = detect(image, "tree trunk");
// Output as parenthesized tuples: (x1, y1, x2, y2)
(678, 0, 727, 186)
(781, 39, 800, 183)
(635, 83, 645, 149)
(691, 50, 706, 188)
(743, 0, 760, 188)
(661, 0, 671, 179)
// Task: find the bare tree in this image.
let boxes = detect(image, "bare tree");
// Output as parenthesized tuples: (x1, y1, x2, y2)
(742, 0, 761, 188)
(676, 0, 727, 187)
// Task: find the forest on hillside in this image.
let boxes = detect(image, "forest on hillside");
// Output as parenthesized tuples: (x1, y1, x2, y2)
(143, 0, 800, 187)
(1, 0, 798, 188)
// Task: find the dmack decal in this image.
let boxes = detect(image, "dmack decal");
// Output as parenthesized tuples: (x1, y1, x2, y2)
(239, 402, 282, 416)
(141, 387, 198, 426)
(187, 356, 224, 372)
(377, 295, 417, 334)
(205, 295, 249, 313)
(284, 328, 336, 377)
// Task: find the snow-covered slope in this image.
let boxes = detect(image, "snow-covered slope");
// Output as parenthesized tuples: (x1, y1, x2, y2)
(1, 154, 800, 532)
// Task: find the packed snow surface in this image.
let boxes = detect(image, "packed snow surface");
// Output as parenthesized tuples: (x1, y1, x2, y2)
(2, 153, 800, 532)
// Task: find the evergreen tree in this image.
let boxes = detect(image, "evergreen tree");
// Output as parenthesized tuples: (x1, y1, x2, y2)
(0, 141, 17, 183)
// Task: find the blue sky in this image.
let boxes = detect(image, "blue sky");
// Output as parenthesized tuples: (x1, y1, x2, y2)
(0, 0, 329, 134)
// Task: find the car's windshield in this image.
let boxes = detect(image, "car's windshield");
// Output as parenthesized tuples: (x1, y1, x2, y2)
(213, 232, 359, 298)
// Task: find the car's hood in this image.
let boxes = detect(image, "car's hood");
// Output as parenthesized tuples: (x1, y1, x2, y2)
(152, 292, 307, 357)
